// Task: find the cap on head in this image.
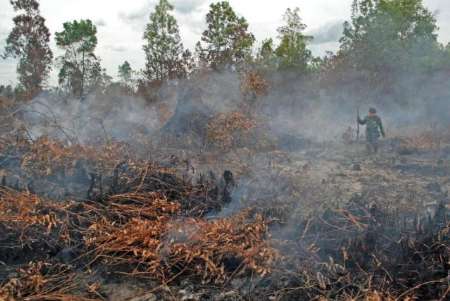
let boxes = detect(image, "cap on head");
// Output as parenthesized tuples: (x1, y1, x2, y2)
(369, 107, 377, 114)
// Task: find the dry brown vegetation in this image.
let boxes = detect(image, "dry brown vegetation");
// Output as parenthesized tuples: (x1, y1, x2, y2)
(0, 261, 99, 301)
(0, 95, 449, 300)
(0, 184, 278, 300)
(0, 135, 448, 300)
(207, 111, 257, 150)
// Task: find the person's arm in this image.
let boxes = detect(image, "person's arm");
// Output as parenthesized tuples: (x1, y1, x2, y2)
(378, 117, 386, 137)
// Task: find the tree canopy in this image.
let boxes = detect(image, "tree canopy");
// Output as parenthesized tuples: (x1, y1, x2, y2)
(143, 0, 185, 81)
(275, 8, 313, 72)
(196, 1, 255, 70)
(1, 0, 450, 107)
(3, 0, 53, 97)
(340, 0, 440, 77)
(55, 19, 103, 97)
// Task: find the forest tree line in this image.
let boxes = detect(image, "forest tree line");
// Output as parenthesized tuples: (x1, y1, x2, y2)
(2, 0, 450, 105)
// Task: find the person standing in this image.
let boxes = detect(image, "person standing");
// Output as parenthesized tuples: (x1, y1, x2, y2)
(358, 108, 386, 154)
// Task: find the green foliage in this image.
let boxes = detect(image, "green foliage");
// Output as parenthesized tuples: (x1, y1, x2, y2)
(181, 49, 196, 76)
(253, 8, 313, 74)
(259, 39, 275, 60)
(196, 1, 255, 70)
(143, 0, 185, 81)
(3, 0, 53, 96)
(55, 19, 103, 97)
(275, 8, 313, 73)
(118, 61, 133, 83)
(117, 61, 137, 94)
(340, 0, 440, 78)
(256, 39, 277, 70)
(55, 19, 97, 53)
(3, 0, 449, 108)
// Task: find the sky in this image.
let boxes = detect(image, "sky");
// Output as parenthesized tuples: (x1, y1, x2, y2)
(1, 0, 450, 86)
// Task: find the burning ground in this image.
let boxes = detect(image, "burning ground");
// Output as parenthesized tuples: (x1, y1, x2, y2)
(0, 81, 449, 301)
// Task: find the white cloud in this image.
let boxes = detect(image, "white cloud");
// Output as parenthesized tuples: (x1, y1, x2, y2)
(104, 44, 128, 53)
(171, 0, 208, 14)
(118, 3, 150, 30)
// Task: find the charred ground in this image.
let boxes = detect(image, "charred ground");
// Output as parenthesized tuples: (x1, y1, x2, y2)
(0, 90, 449, 300)
(1, 0, 450, 299)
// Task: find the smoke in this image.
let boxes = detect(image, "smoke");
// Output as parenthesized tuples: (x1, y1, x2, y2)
(258, 65, 450, 143)
(309, 21, 344, 45)
(6, 42, 450, 208)
(21, 92, 162, 145)
(14, 71, 247, 159)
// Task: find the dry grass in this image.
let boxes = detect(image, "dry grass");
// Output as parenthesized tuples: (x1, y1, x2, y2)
(0, 262, 99, 301)
(0, 133, 448, 300)
(207, 111, 257, 150)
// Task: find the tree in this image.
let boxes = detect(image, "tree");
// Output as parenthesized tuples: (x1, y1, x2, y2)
(55, 19, 101, 97)
(256, 38, 277, 70)
(196, 1, 255, 70)
(117, 61, 136, 94)
(118, 61, 133, 84)
(180, 49, 196, 77)
(258, 39, 275, 61)
(91, 62, 111, 93)
(3, 0, 53, 97)
(275, 8, 313, 72)
(143, 0, 185, 81)
(340, 0, 439, 78)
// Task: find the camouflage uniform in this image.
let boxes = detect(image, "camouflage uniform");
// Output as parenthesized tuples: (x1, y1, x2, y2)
(358, 115, 385, 153)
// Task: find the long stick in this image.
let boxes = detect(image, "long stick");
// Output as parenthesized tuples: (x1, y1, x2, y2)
(356, 107, 360, 141)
